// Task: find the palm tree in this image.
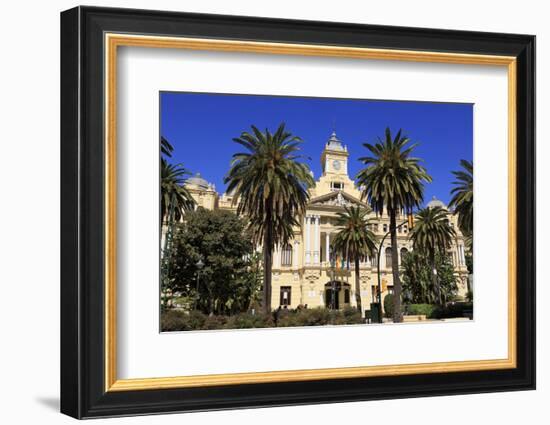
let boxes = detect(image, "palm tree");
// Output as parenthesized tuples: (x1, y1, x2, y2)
(356, 127, 431, 322)
(160, 136, 195, 224)
(409, 206, 456, 305)
(160, 136, 195, 310)
(449, 159, 473, 238)
(331, 205, 377, 313)
(161, 136, 174, 157)
(224, 123, 314, 314)
(160, 159, 195, 224)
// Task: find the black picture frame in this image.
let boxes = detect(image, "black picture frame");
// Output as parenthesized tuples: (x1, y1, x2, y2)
(61, 5, 536, 419)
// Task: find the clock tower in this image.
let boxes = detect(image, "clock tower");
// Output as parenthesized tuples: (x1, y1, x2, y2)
(321, 131, 349, 177)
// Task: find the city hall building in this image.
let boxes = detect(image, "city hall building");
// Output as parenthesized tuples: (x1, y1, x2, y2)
(184, 132, 470, 312)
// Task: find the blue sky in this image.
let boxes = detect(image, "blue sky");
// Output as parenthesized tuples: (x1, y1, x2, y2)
(160, 92, 472, 205)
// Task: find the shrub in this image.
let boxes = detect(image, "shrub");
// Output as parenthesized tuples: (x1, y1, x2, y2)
(341, 306, 364, 324)
(161, 306, 369, 331)
(161, 310, 207, 331)
(225, 312, 274, 329)
(202, 314, 228, 330)
(405, 304, 437, 317)
(411, 302, 473, 319)
(277, 308, 331, 327)
(383, 294, 394, 318)
(276, 307, 364, 327)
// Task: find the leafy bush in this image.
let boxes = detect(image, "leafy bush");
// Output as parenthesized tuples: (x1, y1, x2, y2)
(383, 294, 394, 318)
(341, 306, 364, 324)
(405, 304, 437, 317)
(162, 307, 366, 331)
(277, 308, 331, 327)
(225, 312, 274, 329)
(276, 307, 363, 327)
(161, 310, 207, 331)
(202, 314, 228, 330)
(403, 302, 473, 319)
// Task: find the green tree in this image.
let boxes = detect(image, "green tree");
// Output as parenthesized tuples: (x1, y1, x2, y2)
(449, 159, 473, 238)
(331, 205, 377, 313)
(167, 209, 257, 315)
(401, 251, 458, 304)
(409, 206, 456, 304)
(224, 123, 314, 313)
(356, 127, 431, 322)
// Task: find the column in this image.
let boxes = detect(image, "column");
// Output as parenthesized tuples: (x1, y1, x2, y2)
(325, 232, 330, 265)
(313, 215, 320, 264)
(293, 240, 298, 268)
(275, 245, 281, 268)
(305, 215, 311, 264)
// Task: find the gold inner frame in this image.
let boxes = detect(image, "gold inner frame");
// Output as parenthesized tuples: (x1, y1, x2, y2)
(104, 33, 517, 392)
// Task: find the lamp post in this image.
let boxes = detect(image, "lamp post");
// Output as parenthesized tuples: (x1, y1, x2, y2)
(194, 258, 204, 311)
(375, 214, 414, 323)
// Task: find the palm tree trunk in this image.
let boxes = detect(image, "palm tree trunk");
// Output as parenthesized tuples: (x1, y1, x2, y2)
(354, 257, 362, 314)
(389, 209, 403, 323)
(262, 231, 273, 314)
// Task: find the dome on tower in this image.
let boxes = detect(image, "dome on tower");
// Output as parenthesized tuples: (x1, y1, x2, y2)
(186, 173, 210, 190)
(426, 195, 447, 210)
(326, 131, 345, 151)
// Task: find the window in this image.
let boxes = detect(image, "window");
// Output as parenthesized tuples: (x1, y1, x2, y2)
(344, 289, 350, 304)
(281, 244, 293, 266)
(280, 286, 291, 306)
(330, 182, 344, 191)
(385, 247, 392, 268)
(370, 249, 378, 266)
(383, 224, 388, 233)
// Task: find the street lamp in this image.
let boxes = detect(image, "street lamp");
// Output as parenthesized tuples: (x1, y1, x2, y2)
(194, 258, 204, 311)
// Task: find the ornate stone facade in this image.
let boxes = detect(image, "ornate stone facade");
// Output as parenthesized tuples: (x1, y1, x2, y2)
(184, 132, 470, 312)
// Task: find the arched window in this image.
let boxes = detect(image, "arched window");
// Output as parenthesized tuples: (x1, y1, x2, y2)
(281, 244, 293, 266)
(369, 248, 378, 266)
(385, 247, 392, 268)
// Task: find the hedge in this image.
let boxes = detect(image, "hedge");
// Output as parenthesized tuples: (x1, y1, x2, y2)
(404, 302, 473, 319)
(161, 307, 364, 331)
(405, 304, 437, 317)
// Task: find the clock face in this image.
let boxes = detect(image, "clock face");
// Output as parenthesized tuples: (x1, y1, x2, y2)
(332, 160, 341, 171)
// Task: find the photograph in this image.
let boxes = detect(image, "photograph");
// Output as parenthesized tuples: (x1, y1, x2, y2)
(159, 92, 473, 331)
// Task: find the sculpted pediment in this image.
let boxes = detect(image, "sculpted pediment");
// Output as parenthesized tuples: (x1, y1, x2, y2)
(308, 191, 368, 209)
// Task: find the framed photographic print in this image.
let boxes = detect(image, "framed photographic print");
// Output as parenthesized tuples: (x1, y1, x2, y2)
(60, 6, 536, 419)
